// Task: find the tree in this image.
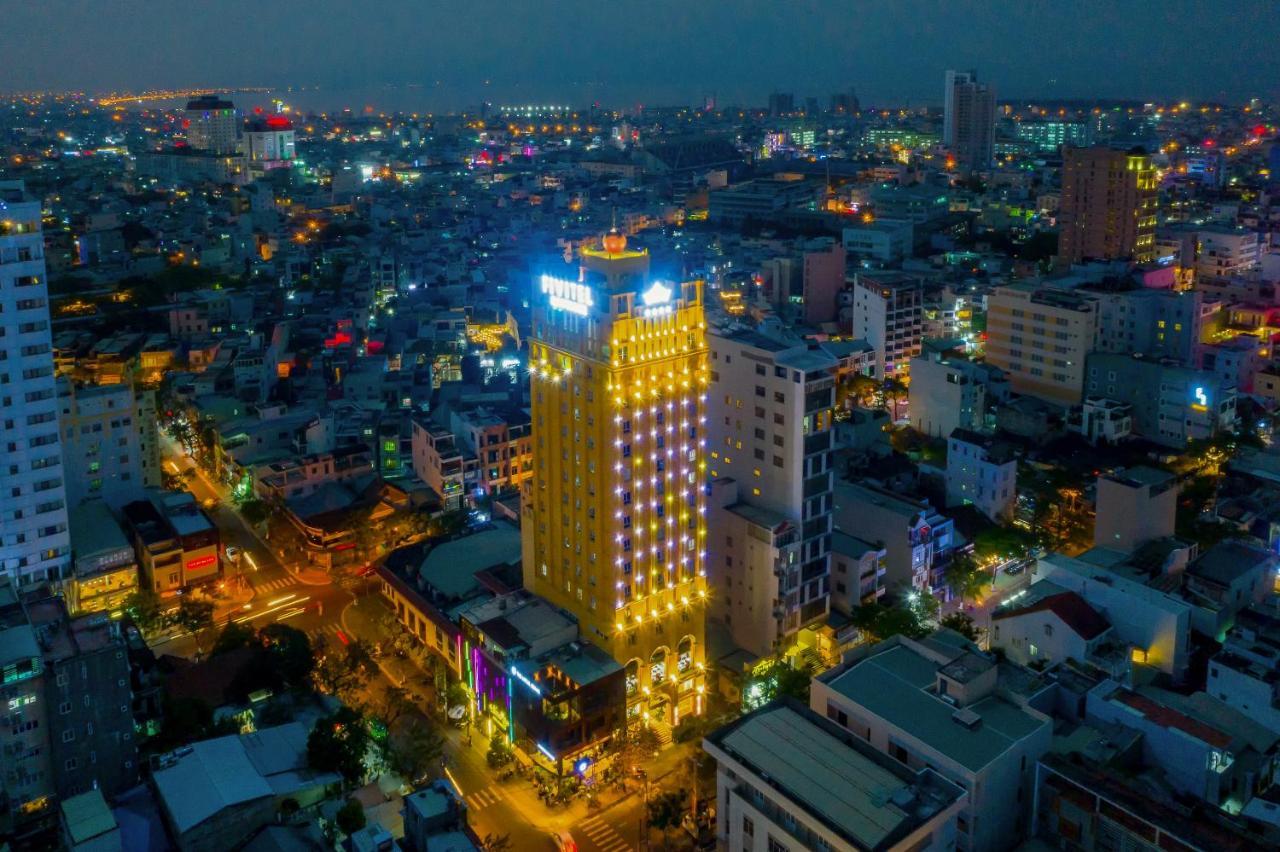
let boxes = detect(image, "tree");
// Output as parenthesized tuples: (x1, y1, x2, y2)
(211, 621, 255, 656)
(385, 719, 445, 784)
(371, 685, 415, 729)
(486, 732, 513, 769)
(973, 525, 1034, 563)
(239, 499, 271, 527)
(647, 788, 689, 847)
(335, 798, 366, 835)
(944, 552, 989, 604)
(259, 624, 315, 689)
(124, 587, 166, 635)
(940, 611, 983, 643)
(614, 724, 661, 775)
(173, 597, 215, 651)
(314, 644, 371, 695)
(742, 659, 811, 710)
(307, 707, 370, 787)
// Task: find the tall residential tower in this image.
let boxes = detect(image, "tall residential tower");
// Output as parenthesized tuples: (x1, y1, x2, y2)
(0, 181, 71, 588)
(525, 231, 708, 728)
(943, 70, 996, 171)
(1058, 146, 1158, 265)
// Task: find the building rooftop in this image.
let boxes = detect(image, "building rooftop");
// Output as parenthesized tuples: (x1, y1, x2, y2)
(1103, 465, 1175, 489)
(706, 701, 964, 850)
(1189, 540, 1274, 588)
(152, 723, 340, 834)
(821, 641, 1050, 773)
(421, 522, 523, 599)
(69, 501, 132, 561)
(60, 789, 117, 846)
(152, 735, 275, 833)
(992, 591, 1111, 641)
(832, 531, 882, 559)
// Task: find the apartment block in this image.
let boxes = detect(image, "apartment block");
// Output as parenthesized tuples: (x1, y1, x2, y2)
(1058, 146, 1157, 265)
(908, 353, 987, 439)
(985, 284, 1099, 405)
(945, 429, 1017, 522)
(1084, 352, 1237, 447)
(850, 272, 923, 379)
(57, 379, 156, 509)
(0, 181, 72, 588)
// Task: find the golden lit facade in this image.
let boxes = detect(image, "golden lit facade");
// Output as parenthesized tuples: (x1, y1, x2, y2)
(525, 232, 708, 726)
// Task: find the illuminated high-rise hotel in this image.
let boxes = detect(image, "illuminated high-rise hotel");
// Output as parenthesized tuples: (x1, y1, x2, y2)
(525, 231, 707, 727)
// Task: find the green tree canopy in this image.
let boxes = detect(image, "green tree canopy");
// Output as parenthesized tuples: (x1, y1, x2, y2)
(307, 707, 370, 786)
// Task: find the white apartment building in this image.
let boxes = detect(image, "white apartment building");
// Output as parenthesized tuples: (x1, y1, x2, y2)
(0, 181, 72, 587)
(707, 327, 837, 649)
(908, 353, 987, 439)
(850, 272, 923, 379)
(945, 429, 1016, 521)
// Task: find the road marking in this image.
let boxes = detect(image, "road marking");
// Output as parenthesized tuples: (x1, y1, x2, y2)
(464, 787, 510, 811)
(578, 817, 630, 851)
(306, 624, 342, 643)
(257, 577, 298, 593)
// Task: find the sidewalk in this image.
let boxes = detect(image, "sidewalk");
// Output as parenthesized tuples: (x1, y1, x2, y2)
(341, 594, 431, 689)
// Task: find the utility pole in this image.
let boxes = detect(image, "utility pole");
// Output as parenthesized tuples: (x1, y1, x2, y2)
(638, 773, 650, 851)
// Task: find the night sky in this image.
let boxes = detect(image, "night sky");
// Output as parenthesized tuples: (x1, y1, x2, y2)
(3, 1, 1278, 108)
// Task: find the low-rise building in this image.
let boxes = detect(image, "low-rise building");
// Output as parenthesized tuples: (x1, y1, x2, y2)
(812, 634, 1053, 852)
(1208, 634, 1280, 736)
(829, 531, 885, 615)
(377, 523, 523, 679)
(121, 492, 220, 594)
(1093, 467, 1177, 553)
(67, 502, 137, 615)
(411, 422, 472, 510)
(945, 429, 1016, 521)
(150, 722, 340, 852)
(252, 445, 374, 503)
(1068, 396, 1133, 445)
(833, 481, 956, 597)
(458, 593, 624, 773)
(1037, 552, 1192, 681)
(703, 700, 967, 852)
(990, 589, 1113, 668)
(402, 779, 476, 852)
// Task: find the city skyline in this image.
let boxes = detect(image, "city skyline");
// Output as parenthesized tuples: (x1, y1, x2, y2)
(4, 1, 1280, 108)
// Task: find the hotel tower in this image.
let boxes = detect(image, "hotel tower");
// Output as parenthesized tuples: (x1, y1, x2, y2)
(525, 230, 708, 727)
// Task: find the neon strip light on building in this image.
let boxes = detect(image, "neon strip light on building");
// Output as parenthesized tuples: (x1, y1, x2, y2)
(506, 676, 515, 744)
(537, 742, 556, 761)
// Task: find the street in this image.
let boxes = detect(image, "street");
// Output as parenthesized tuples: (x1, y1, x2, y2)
(154, 437, 353, 658)
(156, 436, 691, 851)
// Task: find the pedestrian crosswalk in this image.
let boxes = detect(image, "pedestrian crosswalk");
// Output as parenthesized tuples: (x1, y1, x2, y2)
(464, 786, 508, 811)
(306, 623, 341, 644)
(577, 816, 632, 852)
(255, 576, 298, 594)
